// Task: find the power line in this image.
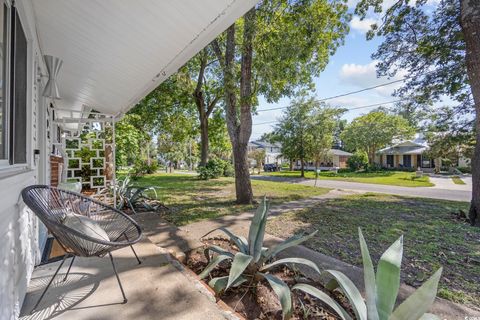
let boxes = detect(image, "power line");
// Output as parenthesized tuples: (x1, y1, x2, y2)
(252, 99, 404, 126)
(256, 79, 406, 113)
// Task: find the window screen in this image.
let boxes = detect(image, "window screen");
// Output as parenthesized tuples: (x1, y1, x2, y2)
(9, 8, 26, 164)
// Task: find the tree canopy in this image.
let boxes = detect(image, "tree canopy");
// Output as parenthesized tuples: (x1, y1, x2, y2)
(341, 111, 415, 164)
(355, 0, 480, 225)
(272, 94, 344, 176)
(212, 0, 351, 202)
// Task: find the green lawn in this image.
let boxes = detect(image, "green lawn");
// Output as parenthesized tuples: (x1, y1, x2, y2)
(129, 173, 330, 225)
(263, 170, 434, 187)
(266, 193, 479, 308)
(452, 176, 466, 185)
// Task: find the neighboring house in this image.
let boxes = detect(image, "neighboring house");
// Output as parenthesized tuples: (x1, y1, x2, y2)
(248, 140, 285, 165)
(376, 134, 471, 170)
(294, 149, 353, 171)
(0, 1, 258, 317)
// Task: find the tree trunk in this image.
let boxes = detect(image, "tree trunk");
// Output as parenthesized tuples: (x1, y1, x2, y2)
(289, 159, 293, 171)
(300, 158, 305, 177)
(199, 112, 209, 166)
(194, 51, 210, 167)
(461, 0, 480, 226)
(212, 9, 256, 204)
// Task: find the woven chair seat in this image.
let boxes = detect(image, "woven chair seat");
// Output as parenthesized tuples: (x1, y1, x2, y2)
(22, 185, 142, 258)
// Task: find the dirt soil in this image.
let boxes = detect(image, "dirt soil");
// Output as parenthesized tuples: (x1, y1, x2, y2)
(185, 238, 354, 320)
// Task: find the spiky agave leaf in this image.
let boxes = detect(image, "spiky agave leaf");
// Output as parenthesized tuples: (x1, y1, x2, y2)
(264, 230, 318, 261)
(208, 275, 248, 294)
(204, 245, 234, 263)
(199, 254, 232, 279)
(201, 227, 248, 254)
(227, 252, 253, 289)
(292, 283, 352, 320)
(359, 228, 379, 320)
(248, 196, 269, 262)
(260, 273, 293, 320)
(376, 235, 403, 320)
(260, 257, 321, 275)
(324, 270, 367, 320)
(389, 268, 442, 320)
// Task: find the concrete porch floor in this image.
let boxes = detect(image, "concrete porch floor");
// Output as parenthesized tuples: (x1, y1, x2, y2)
(20, 239, 229, 320)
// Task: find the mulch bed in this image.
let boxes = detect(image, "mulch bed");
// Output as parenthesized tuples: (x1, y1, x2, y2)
(185, 238, 353, 320)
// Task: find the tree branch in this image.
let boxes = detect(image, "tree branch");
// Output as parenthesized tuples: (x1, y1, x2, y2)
(211, 39, 225, 71)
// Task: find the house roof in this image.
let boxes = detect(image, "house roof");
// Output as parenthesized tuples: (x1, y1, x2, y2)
(329, 149, 353, 156)
(249, 140, 281, 149)
(378, 133, 429, 154)
(32, 0, 259, 120)
(378, 146, 427, 155)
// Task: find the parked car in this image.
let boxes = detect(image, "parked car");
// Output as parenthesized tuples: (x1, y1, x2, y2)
(263, 163, 278, 172)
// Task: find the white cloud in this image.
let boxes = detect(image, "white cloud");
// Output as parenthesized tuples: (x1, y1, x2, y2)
(328, 96, 369, 109)
(349, 16, 376, 34)
(339, 61, 406, 97)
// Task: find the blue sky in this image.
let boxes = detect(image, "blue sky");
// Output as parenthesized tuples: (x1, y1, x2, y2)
(251, 2, 407, 140)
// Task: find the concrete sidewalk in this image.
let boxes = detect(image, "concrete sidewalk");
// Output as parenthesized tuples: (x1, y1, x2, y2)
(252, 175, 471, 202)
(20, 239, 232, 320)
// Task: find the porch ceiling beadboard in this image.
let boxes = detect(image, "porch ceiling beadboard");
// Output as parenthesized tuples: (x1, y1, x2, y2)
(32, 0, 258, 116)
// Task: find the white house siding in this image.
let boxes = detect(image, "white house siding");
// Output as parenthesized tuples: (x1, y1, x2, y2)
(0, 1, 47, 318)
(0, 171, 40, 319)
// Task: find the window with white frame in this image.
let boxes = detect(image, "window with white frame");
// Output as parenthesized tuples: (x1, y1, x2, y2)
(0, 2, 28, 166)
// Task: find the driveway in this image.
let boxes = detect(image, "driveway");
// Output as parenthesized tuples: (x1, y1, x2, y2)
(252, 176, 471, 202)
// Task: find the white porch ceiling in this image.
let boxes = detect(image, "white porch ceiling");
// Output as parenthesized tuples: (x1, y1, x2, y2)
(32, 0, 258, 117)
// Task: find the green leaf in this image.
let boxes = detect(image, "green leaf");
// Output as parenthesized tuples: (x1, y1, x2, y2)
(260, 257, 321, 275)
(359, 228, 379, 320)
(208, 275, 247, 294)
(265, 230, 318, 260)
(202, 227, 248, 253)
(292, 283, 352, 320)
(248, 196, 269, 262)
(390, 268, 442, 320)
(227, 252, 253, 289)
(376, 235, 403, 320)
(199, 254, 232, 279)
(261, 273, 293, 320)
(324, 270, 367, 320)
(204, 245, 234, 262)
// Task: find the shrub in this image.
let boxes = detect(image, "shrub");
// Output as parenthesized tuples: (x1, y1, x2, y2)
(223, 161, 235, 177)
(294, 228, 442, 320)
(383, 166, 415, 172)
(101, 176, 159, 214)
(347, 151, 369, 171)
(197, 157, 225, 180)
(457, 166, 471, 174)
(197, 157, 234, 180)
(200, 197, 319, 319)
(131, 159, 158, 178)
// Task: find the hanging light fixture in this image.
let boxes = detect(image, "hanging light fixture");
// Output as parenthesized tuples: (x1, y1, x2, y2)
(42, 55, 63, 99)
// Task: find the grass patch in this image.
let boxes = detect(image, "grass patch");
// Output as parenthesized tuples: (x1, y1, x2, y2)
(266, 193, 480, 308)
(128, 173, 330, 225)
(452, 176, 466, 185)
(263, 170, 433, 187)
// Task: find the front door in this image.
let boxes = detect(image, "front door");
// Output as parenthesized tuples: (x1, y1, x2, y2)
(403, 154, 412, 168)
(386, 155, 394, 167)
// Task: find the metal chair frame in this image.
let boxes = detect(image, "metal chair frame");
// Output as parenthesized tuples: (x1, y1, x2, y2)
(22, 185, 143, 314)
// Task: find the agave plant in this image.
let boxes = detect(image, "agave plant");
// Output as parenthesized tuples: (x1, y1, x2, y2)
(102, 176, 159, 214)
(293, 228, 443, 320)
(200, 197, 319, 320)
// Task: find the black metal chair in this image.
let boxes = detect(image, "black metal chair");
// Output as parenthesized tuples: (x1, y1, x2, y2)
(21, 185, 143, 313)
